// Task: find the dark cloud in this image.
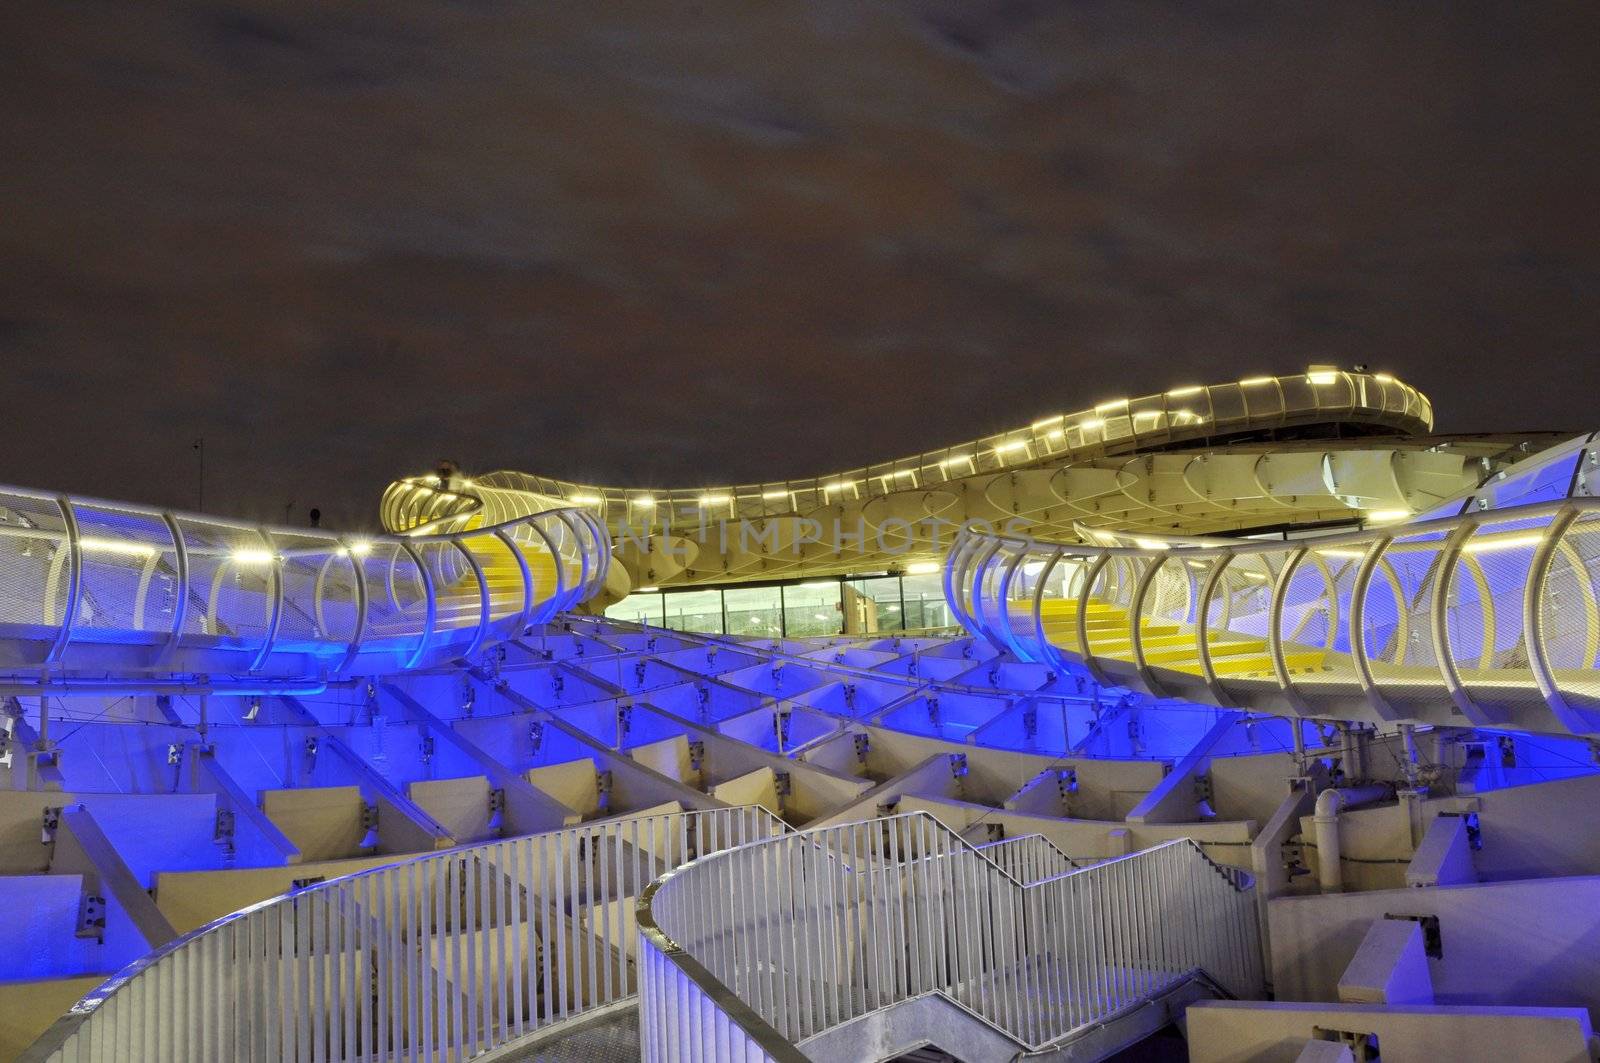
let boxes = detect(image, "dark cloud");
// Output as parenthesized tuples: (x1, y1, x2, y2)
(2, 1, 1597, 529)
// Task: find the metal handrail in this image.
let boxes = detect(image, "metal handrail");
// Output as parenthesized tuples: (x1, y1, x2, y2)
(0, 484, 611, 680)
(636, 811, 1261, 1060)
(945, 480, 1600, 736)
(22, 805, 787, 1063)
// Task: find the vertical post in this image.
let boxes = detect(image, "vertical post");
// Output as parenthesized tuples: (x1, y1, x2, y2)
(246, 528, 284, 674)
(30, 696, 49, 792)
(45, 497, 82, 665)
(194, 438, 205, 511)
(455, 538, 492, 661)
(336, 538, 370, 675)
(1525, 506, 1583, 732)
(400, 541, 436, 670)
(1347, 534, 1397, 721)
(1266, 547, 1312, 716)
(157, 513, 190, 666)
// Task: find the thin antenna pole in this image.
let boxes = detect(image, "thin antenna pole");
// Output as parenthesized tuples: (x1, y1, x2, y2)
(193, 438, 205, 511)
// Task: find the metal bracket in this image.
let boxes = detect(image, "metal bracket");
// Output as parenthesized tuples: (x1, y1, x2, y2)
(76, 893, 106, 938)
(1384, 913, 1442, 958)
(687, 739, 705, 773)
(1193, 773, 1214, 804)
(1441, 810, 1482, 851)
(1022, 704, 1039, 739)
(852, 733, 870, 763)
(1281, 841, 1310, 878)
(41, 806, 60, 844)
(1056, 767, 1078, 795)
(1311, 1027, 1378, 1062)
(360, 802, 379, 834)
(487, 788, 506, 818)
(948, 753, 968, 778)
(773, 770, 792, 798)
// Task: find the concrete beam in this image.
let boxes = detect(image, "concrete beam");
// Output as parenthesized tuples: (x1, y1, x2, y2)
(1126, 711, 1243, 824)
(1405, 813, 1476, 888)
(1337, 918, 1434, 1006)
(52, 805, 178, 951)
(380, 684, 583, 833)
(186, 745, 302, 865)
(280, 696, 459, 852)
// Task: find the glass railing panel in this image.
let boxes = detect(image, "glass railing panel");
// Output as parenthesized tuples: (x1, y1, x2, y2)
(272, 531, 360, 649)
(1547, 511, 1600, 712)
(1455, 516, 1546, 718)
(68, 502, 178, 637)
(172, 517, 273, 642)
(355, 539, 428, 659)
(0, 490, 72, 629)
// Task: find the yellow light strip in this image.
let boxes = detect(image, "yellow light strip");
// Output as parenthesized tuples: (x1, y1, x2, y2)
(1464, 532, 1544, 554)
(79, 537, 158, 558)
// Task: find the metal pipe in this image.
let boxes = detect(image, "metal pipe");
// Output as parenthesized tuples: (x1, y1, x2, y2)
(1313, 785, 1390, 893)
(0, 678, 338, 697)
(1399, 723, 1422, 790)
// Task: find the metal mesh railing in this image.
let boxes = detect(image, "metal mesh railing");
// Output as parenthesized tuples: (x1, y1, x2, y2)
(637, 812, 1261, 1059)
(23, 806, 786, 1063)
(0, 485, 612, 679)
(949, 488, 1600, 737)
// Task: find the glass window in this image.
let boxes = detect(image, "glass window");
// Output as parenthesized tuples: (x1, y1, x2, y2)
(662, 589, 724, 633)
(846, 575, 904, 633)
(782, 581, 842, 637)
(723, 586, 782, 637)
(900, 573, 953, 630)
(604, 592, 664, 626)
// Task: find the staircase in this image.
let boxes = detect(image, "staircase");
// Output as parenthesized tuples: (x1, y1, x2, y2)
(1035, 598, 1328, 678)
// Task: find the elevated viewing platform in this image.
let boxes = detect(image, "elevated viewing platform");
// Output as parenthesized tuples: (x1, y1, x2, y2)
(379, 369, 1548, 596)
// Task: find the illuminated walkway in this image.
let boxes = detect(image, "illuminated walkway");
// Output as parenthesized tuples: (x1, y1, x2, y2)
(0, 486, 609, 683)
(948, 433, 1600, 739)
(379, 369, 1531, 594)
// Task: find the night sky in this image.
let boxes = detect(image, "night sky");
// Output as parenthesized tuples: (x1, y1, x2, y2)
(3, 3, 1598, 529)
